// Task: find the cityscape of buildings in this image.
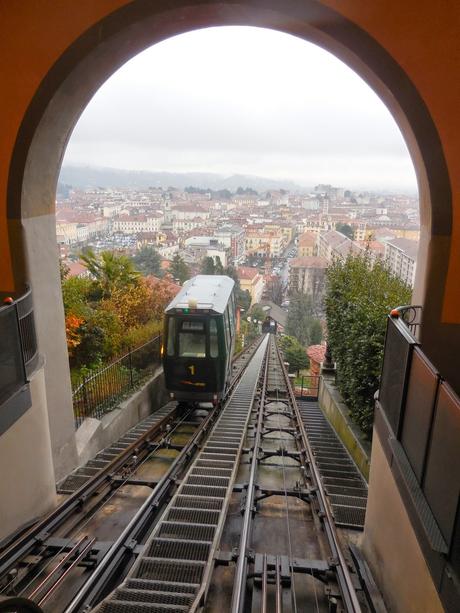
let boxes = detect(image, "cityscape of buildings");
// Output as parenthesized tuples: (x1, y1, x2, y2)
(56, 180, 420, 310)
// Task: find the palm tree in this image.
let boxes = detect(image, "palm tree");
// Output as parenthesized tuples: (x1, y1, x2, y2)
(80, 249, 140, 298)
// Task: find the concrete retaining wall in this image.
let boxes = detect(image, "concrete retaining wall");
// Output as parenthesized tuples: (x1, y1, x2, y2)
(318, 377, 371, 481)
(75, 369, 169, 468)
(0, 361, 57, 542)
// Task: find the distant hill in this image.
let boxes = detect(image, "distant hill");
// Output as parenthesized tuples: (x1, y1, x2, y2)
(58, 165, 305, 193)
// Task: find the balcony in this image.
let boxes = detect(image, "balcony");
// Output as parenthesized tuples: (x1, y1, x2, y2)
(0, 288, 38, 435)
(377, 305, 459, 607)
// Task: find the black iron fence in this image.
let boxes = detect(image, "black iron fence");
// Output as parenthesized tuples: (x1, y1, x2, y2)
(294, 375, 320, 400)
(378, 313, 460, 602)
(72, 335, 162, 428)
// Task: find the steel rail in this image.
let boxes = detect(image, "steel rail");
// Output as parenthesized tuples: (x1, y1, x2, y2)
(64, 337, 264, 613)
(274, 341, 362, 613)
(27, 536, 87, 600)
(0, 409, 175, 581)
(36, 538, 96, 607)
(0, 336, 263, 589)
(230, 335, 270, 613)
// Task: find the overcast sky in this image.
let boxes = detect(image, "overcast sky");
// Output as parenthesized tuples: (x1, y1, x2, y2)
(63, 26, 417, 192)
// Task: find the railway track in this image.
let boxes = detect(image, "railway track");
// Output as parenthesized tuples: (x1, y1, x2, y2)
(0, 335, 384, 613)
(0, 339, 263, 613)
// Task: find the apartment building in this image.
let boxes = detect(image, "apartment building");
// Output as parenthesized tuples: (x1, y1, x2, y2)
(317, 230, 364, 264)
(384, 237, 418, 287)
(288, 256, 328, 307)
(215, 225, 245, 263)
(237, 266, 265, 305)
(112, 213, 164, 234)
(297, 231, 317, 257)
(245, 229, 284, 258)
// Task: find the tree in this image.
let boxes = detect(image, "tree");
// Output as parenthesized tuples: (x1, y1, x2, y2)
(249, 304, 265, 323)
(279, 336, 309, 375)
(170, 254, 190, 284)
(132, 245, 161, 276)
(238, 289, 251, 312)
(214, 256, 224, 275)
(201, 256, 215, 275)
(286, 293, 315, 346)
(80, 249, 140, 298)
(325, 252, 412, 437)
(265, 276, 286, 306)
(336, 223, 354, 240)
(309, 319, 323, 345)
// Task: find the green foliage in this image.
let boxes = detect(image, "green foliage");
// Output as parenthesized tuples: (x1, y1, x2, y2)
(309, 319, 323, 345)
(325, 253, 412, 437)
(61, 276, 93, 318)
(132, 245, 161, 276)
(238, 289, 251, 312)
(266, 276, 286, 306)
(80, 249, 140, 298)
(336, 223, 354, 240)
(286, 293, 321, 346)
(201, 256, 214, 272)
(280, 335, 309, 374)
(249, 304, 265, 323)
(62, 249, 169, 373)
(223, 266, 251, 311)
(170, 254, 190, 284)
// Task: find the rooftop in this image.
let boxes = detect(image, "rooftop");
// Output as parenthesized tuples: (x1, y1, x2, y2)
(289, 256, 328, 269)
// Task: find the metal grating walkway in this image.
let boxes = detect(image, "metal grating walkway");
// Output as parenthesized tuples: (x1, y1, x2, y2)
(58, 403, 176, 494)
(95, 336, 269, 613)
(298, 400, 368, 529)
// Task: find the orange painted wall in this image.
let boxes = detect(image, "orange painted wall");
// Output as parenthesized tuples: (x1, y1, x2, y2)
(0, 1, 459, 318)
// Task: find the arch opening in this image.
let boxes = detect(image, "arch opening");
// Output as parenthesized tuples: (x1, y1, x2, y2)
(3, 0, 457, 474)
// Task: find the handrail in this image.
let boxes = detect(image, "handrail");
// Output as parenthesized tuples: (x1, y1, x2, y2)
(0, 288, 37, 434)
(390, 304, 422, 339)
(0, 287, 39, 375)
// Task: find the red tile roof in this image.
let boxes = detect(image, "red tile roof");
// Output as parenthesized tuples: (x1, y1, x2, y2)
(307, 344, 326, 364)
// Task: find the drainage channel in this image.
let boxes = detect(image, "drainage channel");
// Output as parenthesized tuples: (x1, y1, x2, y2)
(298, 401, 368, 529)
(94, 335, 270, 613)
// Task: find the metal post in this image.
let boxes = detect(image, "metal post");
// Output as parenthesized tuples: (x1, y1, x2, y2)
(82, 377, 89, 418)
(128, 347, 134, 387)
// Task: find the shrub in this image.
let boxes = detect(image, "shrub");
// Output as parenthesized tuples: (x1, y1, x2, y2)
(325, 253, 411, 437)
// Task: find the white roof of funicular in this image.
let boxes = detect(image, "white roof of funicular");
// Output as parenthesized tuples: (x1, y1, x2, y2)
(165, 275, 235, 315)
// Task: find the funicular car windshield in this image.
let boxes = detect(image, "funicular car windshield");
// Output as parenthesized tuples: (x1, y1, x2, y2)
(178, 319, 206, 357)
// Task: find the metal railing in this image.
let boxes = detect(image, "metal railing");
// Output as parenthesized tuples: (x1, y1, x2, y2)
(378, 313, 460, 595)
(0, 288, 38, 434)
(294, 374, 320, 400)
(390, 304, 422, 339)
(72, 335, 162, 428)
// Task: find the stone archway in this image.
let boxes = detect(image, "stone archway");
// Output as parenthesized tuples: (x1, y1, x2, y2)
(6, 0, 453, 476)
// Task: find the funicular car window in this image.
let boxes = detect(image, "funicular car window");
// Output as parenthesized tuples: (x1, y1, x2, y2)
(179, 320, 206, 357)
(166, 317, 176, 356)
(210, 319, 218, 358)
